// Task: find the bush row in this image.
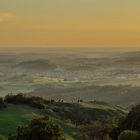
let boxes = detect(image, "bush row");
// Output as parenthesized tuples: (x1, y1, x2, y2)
(4, 93, 50, 109)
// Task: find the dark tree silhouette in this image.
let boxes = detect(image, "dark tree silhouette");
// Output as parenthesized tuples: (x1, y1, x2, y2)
(9, 117, 65, 140)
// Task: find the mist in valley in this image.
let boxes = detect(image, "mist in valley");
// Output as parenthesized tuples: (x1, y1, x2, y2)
(0, 47, 140, 107)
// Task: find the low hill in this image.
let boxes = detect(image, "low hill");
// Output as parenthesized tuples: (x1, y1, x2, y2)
(0, 100, 126, 140)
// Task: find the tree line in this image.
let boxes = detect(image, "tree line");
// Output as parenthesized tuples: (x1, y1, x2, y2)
(4, 93, 51, 109)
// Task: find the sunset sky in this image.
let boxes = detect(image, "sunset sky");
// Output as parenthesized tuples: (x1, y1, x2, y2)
(0, 0, 140, 48)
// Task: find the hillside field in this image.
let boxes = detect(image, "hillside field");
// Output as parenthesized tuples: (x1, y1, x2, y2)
(0, 101, 126, 140)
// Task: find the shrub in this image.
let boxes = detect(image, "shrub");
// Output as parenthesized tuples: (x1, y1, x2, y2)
(0, 135, 6, 140)
(79, 119, 112, 140)
(119, 130, 140, 140)
(9, 117, 65, 140)
(4, 94, 49, 109)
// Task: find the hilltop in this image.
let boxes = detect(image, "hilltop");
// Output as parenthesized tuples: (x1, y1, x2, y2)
(0, 94, 126, 140)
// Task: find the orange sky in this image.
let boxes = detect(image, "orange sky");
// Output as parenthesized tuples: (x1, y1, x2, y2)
(0, 0, 140, 48)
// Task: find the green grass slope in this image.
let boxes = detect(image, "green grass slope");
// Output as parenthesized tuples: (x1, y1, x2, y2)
(0, 104, 42, 136)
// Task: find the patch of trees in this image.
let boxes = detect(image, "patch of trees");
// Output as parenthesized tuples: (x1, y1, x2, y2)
(0, 98, 6, 108)
(79, 103, 140, 140)
(8, 117, 65, 140)
(109, 104, 140, 140)
(79, 118, 118, 140)
(114, 104, 140, 140)
(4, 93, 50, 109)
(120, 104, 140, 131)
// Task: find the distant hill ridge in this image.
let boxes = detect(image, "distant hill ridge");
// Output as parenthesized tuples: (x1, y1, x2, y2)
(16, 59, 57, 71)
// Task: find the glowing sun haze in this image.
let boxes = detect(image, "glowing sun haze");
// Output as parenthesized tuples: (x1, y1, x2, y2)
(0, 0, 140, 48)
